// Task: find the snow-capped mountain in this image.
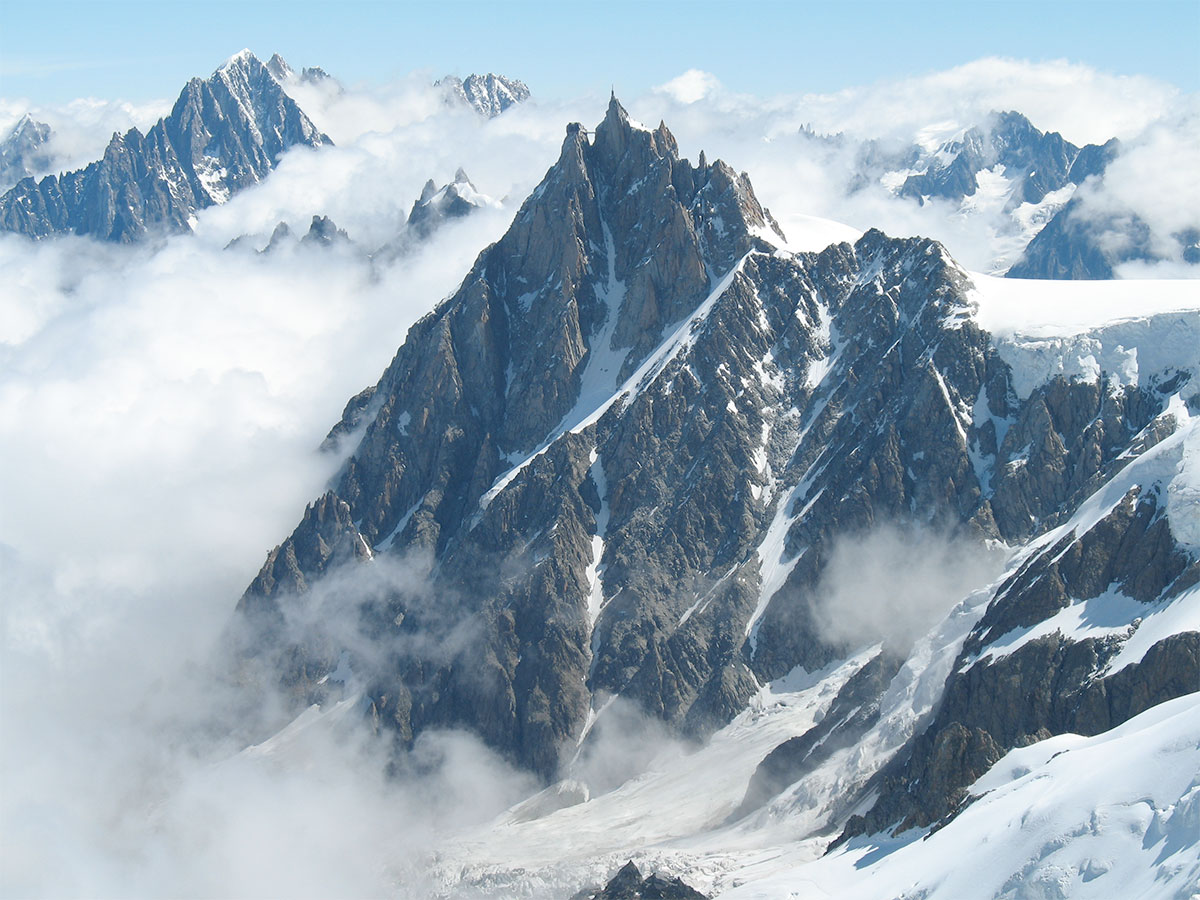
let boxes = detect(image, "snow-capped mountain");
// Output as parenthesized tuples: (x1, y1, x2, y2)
(439, 73, 531, 117)
(370, 169, 500, 262)
(861, 110, 1122, 275)
(405, 168, 497, 238)
(0, 51, 330, 241)
(1008, 199, 1200, 279)
(895, 110, 1112, 209)
(0, 114, 55, 192)
(265, 52, 335, 89)
(226, 98, 1199, 895)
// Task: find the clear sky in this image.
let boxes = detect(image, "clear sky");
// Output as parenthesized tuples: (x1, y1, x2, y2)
(1, 0, 1198, 106)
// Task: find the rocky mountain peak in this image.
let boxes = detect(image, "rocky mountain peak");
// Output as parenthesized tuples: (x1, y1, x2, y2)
(0, 114, 54, 191)
(231, 96, 1199, 821)
(265, 52, 295, 82)
(0, 52, 330, 241)
(439, 73, 531, 118)
(10, 114, 42, 138)
(301, 214, 350, 247)
(220, 48, 257, 70)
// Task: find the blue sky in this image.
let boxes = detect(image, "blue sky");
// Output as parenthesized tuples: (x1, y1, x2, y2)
(1, 0, 1197, 106)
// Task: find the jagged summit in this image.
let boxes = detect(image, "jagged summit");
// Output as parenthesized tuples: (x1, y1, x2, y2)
(898, 108, 1090, 208)
(370, 168, 499, 261)
(265, 52, 294, 82)
(230, 103, 1198, 879)
(0, 51, 330, 242)
(0, 114, 54, 192)
(263, 53, 334, 88)
(439, 72, 531, 117)
(220, 48, 257, 69)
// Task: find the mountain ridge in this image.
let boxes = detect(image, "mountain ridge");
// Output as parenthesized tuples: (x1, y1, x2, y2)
(0, 51, 330, 242)
(220, 95, 1195, 892)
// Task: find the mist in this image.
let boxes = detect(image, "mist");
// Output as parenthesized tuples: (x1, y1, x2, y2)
(810, 525, 1007, 653)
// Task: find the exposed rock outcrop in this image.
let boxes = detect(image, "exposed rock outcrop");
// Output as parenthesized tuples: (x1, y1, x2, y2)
(229, 97, 1200, 830)
(572, 861, 708, 900)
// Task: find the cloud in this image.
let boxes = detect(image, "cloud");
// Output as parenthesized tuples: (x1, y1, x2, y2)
(1072, 96, 1200, 264)
(0, 96, 170, 185)
(566, 697, 696, 797)
(809, 525, 1006, 653)
(656, 69, 723, 105)
(0, 76, 609, 897)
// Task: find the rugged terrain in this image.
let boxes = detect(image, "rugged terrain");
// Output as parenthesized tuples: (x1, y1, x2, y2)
(230, 98, 1199, 896)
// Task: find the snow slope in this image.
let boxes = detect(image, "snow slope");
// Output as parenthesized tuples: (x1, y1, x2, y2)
(722, 693, 1200, 900)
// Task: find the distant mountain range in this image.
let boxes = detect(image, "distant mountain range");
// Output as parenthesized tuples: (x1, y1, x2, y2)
(0, 54, 531, 244)
(893, 110, 1114, 209)
(0, 114, 54, 192)
(0, 51, 330, 242)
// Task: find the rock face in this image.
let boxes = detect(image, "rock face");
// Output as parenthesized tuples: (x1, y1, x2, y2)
(0, 51, 330, 242)
(300, 214, 350, 247)
(230, 93, 1199, 840)
(438, 73, 531, 117)
(1003, 135, 1198, 278)
(0, 115, 54, 192)
(573, 861, 708, 899)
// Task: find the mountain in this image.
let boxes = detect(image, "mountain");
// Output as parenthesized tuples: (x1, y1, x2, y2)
(1006, 194, 1198, 279)
(856, 110, 1125, 275)
(371, 169, 499, 263)
(405, 168, 496, 238)
(439, 73, 531, 117)
(265, 52, 335, 88)
(0, 114, 55, 192)
(227, 98, 1198, 892)
(0, 51, 330, 242)
(898, 111, 1109, 209)
(574, 861, 708, 899)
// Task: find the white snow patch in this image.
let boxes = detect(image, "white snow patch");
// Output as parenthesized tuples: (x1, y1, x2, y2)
(1166, 407, 1200, 549)
(976, 586, 1157, 668)
(240, 695, 362, 761)
(195, 155, 231, 205)
(959, 165, 1014, 216)
(745, 490, 806, 647)
(725, 693, 1200, 900)
(968, 270, 1200, 339)
(803, 301, 839, 390)
(986, 311, 1200, 401)
(586, 448, 610, 629)
(375, 498, 421, 552)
